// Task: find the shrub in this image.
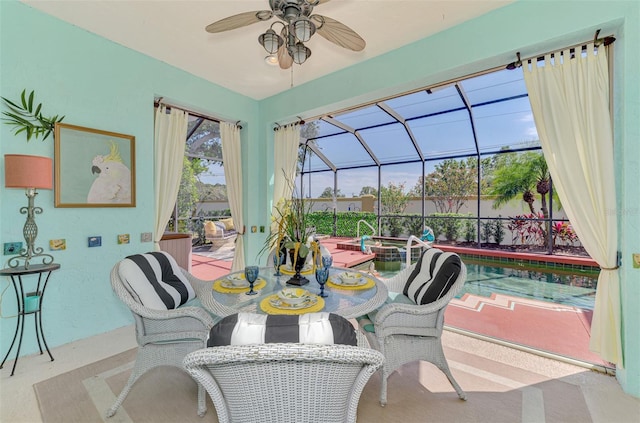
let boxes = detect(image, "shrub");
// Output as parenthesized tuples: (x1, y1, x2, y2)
(492, 216, 505, 245)
(481, 220, 493, 243)
(464, 218, 477, 243)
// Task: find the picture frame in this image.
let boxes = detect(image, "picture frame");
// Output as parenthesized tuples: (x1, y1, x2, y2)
(54, 122, 135, 207)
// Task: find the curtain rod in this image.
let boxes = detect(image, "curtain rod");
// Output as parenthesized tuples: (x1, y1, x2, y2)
(154, 98, 242, 129)
(273, 116, 305, 131)
(506, 29, 615, 70)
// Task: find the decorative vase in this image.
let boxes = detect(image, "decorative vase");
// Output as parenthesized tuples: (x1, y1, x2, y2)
(287, 248, 309, 286)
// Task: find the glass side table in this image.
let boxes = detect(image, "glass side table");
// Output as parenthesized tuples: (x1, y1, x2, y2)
(0, 263, 60, 376)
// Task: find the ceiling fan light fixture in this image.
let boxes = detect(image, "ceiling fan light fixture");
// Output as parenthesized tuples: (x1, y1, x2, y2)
(258, 28, 283, 54)
(291, 17, 315, 42)
(264, 54, 279, 66)
(290, 42, 311, 64)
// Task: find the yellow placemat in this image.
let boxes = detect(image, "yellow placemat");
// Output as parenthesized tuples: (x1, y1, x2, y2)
(327, 276, 376, 291)
(213, 277, 267, 294)
(280, 265, 315, 276)
(259, 294, 325, 315)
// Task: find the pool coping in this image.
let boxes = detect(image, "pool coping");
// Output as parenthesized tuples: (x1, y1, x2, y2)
(434, 244, 600, 272)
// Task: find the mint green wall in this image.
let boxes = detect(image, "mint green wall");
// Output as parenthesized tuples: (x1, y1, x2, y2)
(256, 0, 640, 397)
(2, 0, 638, 399)
(0, 0, 257, 356)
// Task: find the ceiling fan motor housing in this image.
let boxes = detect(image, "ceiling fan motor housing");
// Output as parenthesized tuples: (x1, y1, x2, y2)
(271, 0, 315, 22)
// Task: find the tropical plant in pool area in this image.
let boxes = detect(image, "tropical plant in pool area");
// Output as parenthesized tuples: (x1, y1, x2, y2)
(1, 89, 65, 141)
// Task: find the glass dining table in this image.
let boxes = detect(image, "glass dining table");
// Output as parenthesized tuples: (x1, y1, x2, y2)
(196, 266, 388, 320)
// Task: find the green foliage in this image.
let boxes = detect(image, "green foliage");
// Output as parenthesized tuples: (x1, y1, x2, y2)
(481, 220, 493, 243)
(427, 213, 466, 242)
(307, 211, 377, 238)
(404, 215, 425, 238)
(492, 216, 506, 245)
(380, 182, 409, 237)
(319, 187, 345, 198)
(1, 89, 65, 141)
(464, 218, 477, 242)
(359, 186, 378, 196)
(410, 158, 479, 213)
(177, 157, 199, 220)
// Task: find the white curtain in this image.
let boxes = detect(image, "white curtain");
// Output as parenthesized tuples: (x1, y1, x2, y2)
(523, 44, 621, 365)
(153, 105, 189, 250)
(221, 122, 245, 272)
(271, 124, 300, 249)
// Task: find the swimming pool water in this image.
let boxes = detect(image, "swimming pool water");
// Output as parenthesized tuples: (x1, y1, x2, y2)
(376, 261, 598, 310)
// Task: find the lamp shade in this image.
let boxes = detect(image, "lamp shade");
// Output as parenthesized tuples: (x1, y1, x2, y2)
(4, 154, 53, 190)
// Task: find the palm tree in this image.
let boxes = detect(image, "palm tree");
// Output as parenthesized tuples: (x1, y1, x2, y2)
(488, 152, 552, 246)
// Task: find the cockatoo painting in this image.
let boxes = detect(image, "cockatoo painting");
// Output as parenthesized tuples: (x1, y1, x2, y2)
(87, 141, 131, 203)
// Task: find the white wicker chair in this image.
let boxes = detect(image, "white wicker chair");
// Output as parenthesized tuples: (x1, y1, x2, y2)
(360, 254, 468, 405)
(183, 343, 385, 423)
(107, 257, 218, 418)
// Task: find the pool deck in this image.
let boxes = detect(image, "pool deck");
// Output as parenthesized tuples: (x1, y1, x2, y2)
(190, 237, 610, 369)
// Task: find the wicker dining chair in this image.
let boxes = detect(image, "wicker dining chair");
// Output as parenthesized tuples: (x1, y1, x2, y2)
(359, 248, 468, 405)
(183, 343, 384, 423)
(107, 251, 218, 418)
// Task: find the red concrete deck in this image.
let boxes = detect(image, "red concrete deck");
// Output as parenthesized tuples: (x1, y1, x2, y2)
(190, 237, 610, 369)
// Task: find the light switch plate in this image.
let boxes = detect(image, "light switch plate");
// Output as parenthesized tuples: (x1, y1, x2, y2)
(141, 232, 152, 242)
(3, 242, 23, 255)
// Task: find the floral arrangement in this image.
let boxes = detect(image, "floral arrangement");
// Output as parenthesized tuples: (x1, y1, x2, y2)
(266, 196, 315, 260)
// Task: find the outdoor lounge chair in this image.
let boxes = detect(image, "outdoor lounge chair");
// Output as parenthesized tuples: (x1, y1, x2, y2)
(107, 251, 218, 418)
(359, 248, 468, 405)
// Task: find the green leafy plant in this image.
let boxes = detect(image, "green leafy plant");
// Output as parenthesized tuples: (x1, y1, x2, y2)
(1, 89, 64, 141)
(492, 216, 506, 245)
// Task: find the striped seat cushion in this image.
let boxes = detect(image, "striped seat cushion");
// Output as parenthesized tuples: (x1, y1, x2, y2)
(207, 312, 357, 347)
(118, 251, 195, 310)
(403, 248, 462, 305)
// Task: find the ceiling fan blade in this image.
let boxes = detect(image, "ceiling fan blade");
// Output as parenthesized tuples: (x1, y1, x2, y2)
(277, 28, 293, 69)
(310, 15, 365, 51)
(205, 10, 273, 33)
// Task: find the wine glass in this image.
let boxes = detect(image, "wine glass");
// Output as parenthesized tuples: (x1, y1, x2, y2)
(244, 266, 259, 296)
(273, 250, 282, 276)
(321, 255, 333, 269)
(315, 267, 329, 298)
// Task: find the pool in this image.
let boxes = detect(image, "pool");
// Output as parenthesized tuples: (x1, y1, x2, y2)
(374, 259, 599, 310)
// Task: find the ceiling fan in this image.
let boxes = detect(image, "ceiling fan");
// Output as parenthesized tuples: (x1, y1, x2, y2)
(205, 0, 365, 69)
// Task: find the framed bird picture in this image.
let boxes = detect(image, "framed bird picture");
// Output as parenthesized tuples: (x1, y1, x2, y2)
(54, 122, 135, 207)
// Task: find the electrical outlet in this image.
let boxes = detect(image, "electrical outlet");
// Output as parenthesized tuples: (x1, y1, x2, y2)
(141, 232, 152, 242)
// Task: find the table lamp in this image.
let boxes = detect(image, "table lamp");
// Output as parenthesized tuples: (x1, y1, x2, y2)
(4, 154, 55, 269)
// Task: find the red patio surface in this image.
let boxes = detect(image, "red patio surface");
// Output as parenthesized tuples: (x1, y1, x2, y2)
(191, 237, 610, 369)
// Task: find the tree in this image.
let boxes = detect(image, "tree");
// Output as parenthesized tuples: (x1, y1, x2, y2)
(410, 158, 479, 213)
(380, 182, 409, 214)
(359, 186, 377, 196)
(177, 156, 199, 223)
(319, 187, 344, 198)
(488, 151, 552, 246)
(186, 119, 222, 159)
(380, 182, 409, 236)
(488, 152, 550, 218)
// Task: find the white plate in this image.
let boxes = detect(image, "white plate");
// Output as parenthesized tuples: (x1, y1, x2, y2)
(221, 279, 249, 288)
(269, 294, 318, 310)
(331, 275, 367, 286)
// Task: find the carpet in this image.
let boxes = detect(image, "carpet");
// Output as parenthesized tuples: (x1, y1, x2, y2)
(34, 332, 623, 423)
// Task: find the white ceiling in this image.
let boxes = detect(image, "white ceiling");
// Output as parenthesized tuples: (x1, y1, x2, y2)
(22, 0, 513, 100)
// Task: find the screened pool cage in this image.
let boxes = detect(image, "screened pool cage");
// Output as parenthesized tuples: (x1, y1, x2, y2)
(169, 65, 582, 256)
(296, 66, 579, 255)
